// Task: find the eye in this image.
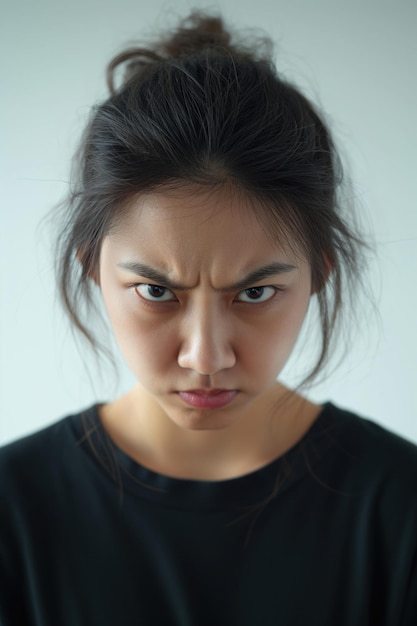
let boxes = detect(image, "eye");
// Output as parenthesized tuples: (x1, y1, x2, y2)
(134, 284, 176, 302)
(235, 286, 277, 303)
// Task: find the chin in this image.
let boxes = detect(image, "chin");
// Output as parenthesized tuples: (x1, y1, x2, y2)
(169, 405, 242, 432)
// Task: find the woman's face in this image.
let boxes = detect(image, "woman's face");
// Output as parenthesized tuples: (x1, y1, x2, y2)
(99, 185, 312, 431)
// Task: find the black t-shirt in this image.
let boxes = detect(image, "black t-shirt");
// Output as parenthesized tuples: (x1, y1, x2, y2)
(0, 403, 416, 625)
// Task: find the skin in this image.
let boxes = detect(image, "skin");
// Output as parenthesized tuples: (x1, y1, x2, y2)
(97, 184, 322, 480)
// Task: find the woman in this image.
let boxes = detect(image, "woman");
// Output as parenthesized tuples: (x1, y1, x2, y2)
(1, 12, 416, 625)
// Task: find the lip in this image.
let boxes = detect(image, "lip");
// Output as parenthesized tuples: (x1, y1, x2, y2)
(177, 389, 238, 409)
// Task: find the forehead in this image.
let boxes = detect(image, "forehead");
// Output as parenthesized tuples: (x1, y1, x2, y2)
(102, 184, 308, 284)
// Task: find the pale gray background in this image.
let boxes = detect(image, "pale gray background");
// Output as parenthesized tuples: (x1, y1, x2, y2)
(1, 0, 416, 445)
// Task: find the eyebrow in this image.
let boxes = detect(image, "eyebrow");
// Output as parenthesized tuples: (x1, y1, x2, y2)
(117, 261, 297, 292)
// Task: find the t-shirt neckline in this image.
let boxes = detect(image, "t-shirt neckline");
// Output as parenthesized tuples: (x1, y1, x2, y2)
(72, 402, 337, 511)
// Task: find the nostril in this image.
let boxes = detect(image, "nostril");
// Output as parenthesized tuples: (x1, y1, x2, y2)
(177, 312, 236, 374)
(177, 342, 236, 375)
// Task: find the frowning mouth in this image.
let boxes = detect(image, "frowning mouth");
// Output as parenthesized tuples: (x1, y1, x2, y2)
(177, 389, 238, 409)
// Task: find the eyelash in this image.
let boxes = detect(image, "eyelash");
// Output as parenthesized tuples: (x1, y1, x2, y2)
(132, 284, 283, 305)
(134, 284, 177, 303)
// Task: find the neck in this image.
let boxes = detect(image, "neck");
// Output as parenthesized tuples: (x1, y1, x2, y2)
(99, 383, 321, 481)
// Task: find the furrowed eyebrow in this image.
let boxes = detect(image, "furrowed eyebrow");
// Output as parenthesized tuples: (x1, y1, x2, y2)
(117, 261, 297, 292)
(117, 262, 187, 290)
(223, 263, 297, 292)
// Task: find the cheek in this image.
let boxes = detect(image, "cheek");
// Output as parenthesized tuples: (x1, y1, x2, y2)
(103, 294, 177, 373)
(246, 299, 309, 372)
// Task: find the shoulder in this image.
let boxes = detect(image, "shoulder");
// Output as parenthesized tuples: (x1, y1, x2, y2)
(0, 406, 99, 493)
(310, 403, 417, 507)
(321, 403, 417, 464)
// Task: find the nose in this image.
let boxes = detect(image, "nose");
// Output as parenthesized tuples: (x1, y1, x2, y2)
(177, 301, 236, 375)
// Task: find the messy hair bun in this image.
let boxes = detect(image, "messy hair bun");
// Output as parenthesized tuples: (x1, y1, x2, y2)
(57, 11, 367, 385)
(107, 13, 269, 94)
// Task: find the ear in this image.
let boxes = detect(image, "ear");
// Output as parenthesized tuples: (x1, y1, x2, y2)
(76, 249, 100, 286)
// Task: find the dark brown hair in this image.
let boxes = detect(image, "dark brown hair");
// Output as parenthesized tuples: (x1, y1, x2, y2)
(56, 11, 368, 385)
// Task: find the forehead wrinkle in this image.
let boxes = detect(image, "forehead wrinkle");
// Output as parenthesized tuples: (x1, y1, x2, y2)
(105, 185, 307, 290)
(111, 183, 294, 247)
